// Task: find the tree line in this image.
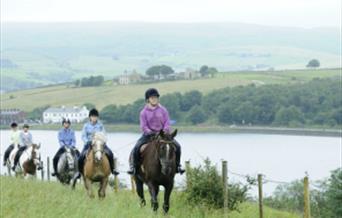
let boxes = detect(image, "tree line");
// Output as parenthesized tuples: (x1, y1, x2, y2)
(99, 77, 341, 127)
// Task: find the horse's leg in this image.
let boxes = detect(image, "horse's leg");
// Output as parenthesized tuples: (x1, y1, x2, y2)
(71, 171, 79, 190)
(163, 181, 174, 214)
(98, 177, 108, 199)
(135, 177, 146, 207)
(147, 182, 159, 211)
(84, 177, 94, 198)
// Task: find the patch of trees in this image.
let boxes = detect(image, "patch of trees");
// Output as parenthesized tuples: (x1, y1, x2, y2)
(75, 75, 104, 87)
(264, 168, 342, 218)
(199, 65, 218, 77)
(98, 78, 341, 127)
(146, 65, 174, 79)
(306, 59, 320, 68)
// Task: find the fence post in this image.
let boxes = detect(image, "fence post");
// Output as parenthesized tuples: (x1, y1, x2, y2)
(40, 161, 44, 180)
(304, 176, 311, 218)
(114, 158, 119, 192)
(222, 160, 228, 217)
(258, 174, 264, 218)
(185, 161, 191, 189)
(131, 176, 136, 194)
(47, 157, 50, 181)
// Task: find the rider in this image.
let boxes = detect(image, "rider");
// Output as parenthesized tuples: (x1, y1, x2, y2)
(127, 88, 185, 175)
(52, 118, 79, 177)
(3, 122, 20, 166)
(12, 124, 33, 170)
(77, 108, 119, 176)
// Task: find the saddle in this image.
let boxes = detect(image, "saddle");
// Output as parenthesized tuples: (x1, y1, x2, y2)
(139, 144, 149, 154)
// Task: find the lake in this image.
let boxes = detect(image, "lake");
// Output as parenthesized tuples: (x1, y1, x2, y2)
(0, 130, 340, 195)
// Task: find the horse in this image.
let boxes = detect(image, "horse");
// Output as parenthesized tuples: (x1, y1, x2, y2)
(82, 132, 111, 199)
(133, 129, 178, 214)
(56, 147, 79, 186)
(13, 143, 42, 178)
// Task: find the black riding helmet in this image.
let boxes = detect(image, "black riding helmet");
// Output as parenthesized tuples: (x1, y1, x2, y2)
(10, 122, 18, 128)
(145, 88, 160, 100)
(89, 108, 99, 117)
(62, 118, 71, 125)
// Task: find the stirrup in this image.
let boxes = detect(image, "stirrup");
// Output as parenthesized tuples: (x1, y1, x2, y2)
(127, 167, 136, 175)
(176, 167, 185, 175)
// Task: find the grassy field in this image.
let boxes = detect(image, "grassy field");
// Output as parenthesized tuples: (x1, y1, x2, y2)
(0, 176, 300, 218)
(1, 68, 340, 112)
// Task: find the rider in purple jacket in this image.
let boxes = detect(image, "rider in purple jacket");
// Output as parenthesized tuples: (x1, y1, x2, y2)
(127, 88, 185, 175)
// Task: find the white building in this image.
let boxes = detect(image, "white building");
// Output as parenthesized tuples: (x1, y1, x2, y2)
(43, 106, 89, 124)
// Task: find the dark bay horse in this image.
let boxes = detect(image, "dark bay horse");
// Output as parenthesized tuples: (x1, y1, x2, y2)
(82, 132, 111, 199)
(133, 129, 178, 214)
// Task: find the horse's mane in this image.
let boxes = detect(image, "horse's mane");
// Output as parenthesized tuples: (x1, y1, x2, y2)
(93, 132, 107, 143)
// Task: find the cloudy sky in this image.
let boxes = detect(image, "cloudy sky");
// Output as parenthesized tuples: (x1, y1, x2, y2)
(1, 0, 341, 28)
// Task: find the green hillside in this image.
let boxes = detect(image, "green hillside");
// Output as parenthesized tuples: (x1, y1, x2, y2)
(0, 176, 300, 218)
(1, 69, 340, 112)
(1, 22, 340, 91)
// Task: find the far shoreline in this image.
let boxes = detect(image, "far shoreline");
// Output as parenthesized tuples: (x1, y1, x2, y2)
(1, 124, 340, 137)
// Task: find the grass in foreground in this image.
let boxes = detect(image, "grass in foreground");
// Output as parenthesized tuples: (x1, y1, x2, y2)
(0, 176, 300, 218)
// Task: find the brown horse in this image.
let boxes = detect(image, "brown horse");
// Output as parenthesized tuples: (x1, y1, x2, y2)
(82, 132, 111, 199)
(15, 143, 42, 177)
(134, 129, 178, 214)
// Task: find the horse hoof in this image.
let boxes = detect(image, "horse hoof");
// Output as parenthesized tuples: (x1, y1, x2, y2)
(89, 194, 95, 199)
(151, 202, 158, 211)
(140, 199, 146, 207)
(163, 204, 169, 214)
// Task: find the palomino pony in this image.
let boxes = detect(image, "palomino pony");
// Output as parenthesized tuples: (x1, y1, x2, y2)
(12, 144, 42, 177)
(82, 132, 111, 199)
(133, 129, 178, 214)
(56, 147, 79, 185)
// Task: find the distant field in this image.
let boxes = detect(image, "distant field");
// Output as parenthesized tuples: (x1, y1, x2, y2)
(1, 68, 340, 112)
(1, 176, 300, 218)
(2, 22, 340, 91)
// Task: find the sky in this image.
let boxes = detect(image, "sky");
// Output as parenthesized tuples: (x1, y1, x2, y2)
(1, 0, 341, 28)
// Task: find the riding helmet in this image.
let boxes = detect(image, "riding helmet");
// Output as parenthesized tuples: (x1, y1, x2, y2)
(145, 88, 160, 100)
(88, 108, 99, 117)
(23, 124, 30, 128)
(62, 118, 71, 125)
(10, 122, 18, 128)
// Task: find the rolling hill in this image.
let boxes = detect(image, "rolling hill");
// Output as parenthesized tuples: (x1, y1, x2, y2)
(1, 22, 340, 91)
(1, 68, 340, 112)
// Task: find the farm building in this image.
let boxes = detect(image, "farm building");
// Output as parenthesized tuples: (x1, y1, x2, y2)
(43, 106, 89, 124)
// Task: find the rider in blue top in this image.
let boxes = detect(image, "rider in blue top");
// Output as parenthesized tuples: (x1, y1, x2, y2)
(52, 118, 79, 177)
(77, 108, 119, 176)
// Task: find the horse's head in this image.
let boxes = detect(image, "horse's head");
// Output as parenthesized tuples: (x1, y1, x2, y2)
(64, 147, 75, 169)
(91, 132, 106, 163)
(156, 129, 178, 176)
(31, 143, 41, 166)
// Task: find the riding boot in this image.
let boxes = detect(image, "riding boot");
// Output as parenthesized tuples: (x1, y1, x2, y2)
(12, 146, 26, 171)
(174, 141, 185, 174)
(104, 145, 119, 175)
(127, 134, 151, 175)
(3, 144, 14, 166)
(52, 147, 64, 176)
(127, 150, 137, 175)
